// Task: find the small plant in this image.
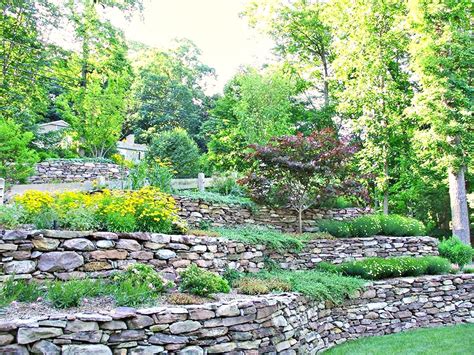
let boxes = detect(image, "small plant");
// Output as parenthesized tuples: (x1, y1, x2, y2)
(188, 229, 221, 238)
(350, 215, 382, 237)
(112, 263, 166, 293)
(59, 206, 98, 231)
(317, 220, 353, 238)
(179, 264, 230, 297)
(234, 277, 291, 295)
(178, 190, 256, 209)
(47, 279, 104, 308)
(378, 214, 426, 236)
(0, 204, 25, 229)
(167, 293, 206, 305)
(222, 267, 244, 284)
(0, 278, 44, 306)
(111, 280, 159, 307)
(215, 225, 304, 251)
(102, 211, 137, 233)
(438, 236, 474, 270)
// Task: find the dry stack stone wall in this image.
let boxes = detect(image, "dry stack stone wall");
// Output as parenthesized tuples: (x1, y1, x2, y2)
(29, 160, 126, 183)
(0, 230, 438, 282)
(0, 274, 472, 354)
(175, 197, 372, 233)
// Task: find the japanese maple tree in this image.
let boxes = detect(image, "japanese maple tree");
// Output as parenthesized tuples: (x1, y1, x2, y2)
(241, 128, 367, 233)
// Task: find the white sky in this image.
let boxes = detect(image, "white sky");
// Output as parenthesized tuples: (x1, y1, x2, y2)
(109, 0, 275, 94)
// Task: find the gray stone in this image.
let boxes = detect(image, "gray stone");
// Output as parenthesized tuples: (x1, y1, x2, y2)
(156, 249, 176, 260)
(17, 327, 63, 344)
(108, 330, 146, 343)
(96, 240, 115, 249)
(216, 304, 240, 317)
(0, 333, 14, 346)
(31, 340, 60, 354)
(32, 238, 61, 251)
(207, 342, 237, 353)
(0, 344, 29, 354)
(149, 333, 189, 344)
(63, 238, 95, 251)
(4, 260, 36, 274)
(66, 321, 99, 332)
(62, 344, 112, 355)
(127, 315, 154, 329)
(75, 313, 112, 322)
(38, 252, 84, 272)
(169, 320, 201, 334)
(3, 230, 29, 240)
(100, 321, 127, 330)
(129, 345, 166, 354)
(116, 239, 141, 251)
(189, 309, 215, 320)
(179, 346, 204, 355)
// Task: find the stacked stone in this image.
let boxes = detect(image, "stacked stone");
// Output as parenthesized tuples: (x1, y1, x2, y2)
(175, 197, 372, 233)
(0, 230, 438, 282)
(0, 274, 472, 354)
(29, 161, 126, 183)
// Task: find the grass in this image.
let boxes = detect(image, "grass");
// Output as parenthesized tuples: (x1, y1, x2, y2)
(316, 256, 452, 280)
(324, 324, 474, 354)
(176, 190, 256, 208)
(214, 225, 305, 251)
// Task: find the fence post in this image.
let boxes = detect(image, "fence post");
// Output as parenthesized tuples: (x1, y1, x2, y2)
(0, 178, 4, 205)
(197, 173, 205, 192)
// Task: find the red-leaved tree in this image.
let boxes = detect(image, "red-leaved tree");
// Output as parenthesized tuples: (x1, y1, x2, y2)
(240, 128, 368, 233)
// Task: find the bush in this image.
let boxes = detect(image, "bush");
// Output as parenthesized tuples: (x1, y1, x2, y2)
(127, 158, 175, 192)
(47, 279, 104, 308)
(179, 264, 230, 296)
(0, 119, 39, 183)
(234, 277, 291, 295)
(110, 280, 159, 307)
(112, 264, 166, 292)
(0, 205, 25, 229)
(378, 214, 426, 236)
(148, 128, 201, 178)
(317, 220, 353, 238)
(59, 206, 98, 231)
(319, 256, 452, 280)
(222, 268, 244, 285)
(0, 278, 44, 306)
(439, 236, 474, 270)
(351, 215, 382, 237)
(209, 172, 246, 197)
(214, 225, 304, 251)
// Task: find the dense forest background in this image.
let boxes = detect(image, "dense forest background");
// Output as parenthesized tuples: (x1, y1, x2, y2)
(1, 0, 472, 237)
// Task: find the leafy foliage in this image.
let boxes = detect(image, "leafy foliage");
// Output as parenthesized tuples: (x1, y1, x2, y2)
(179, 264, 230, 297)
(47, 279, 104, 309)
(234, 277, 291, 295)
(242, 128, 367, 233)
(438, 237, 474, 270)
(0, 279, 44, 307)
(177, 190, 255, 209)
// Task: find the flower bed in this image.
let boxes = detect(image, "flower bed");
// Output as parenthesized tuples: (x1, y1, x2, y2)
(0, 274, 471, 354)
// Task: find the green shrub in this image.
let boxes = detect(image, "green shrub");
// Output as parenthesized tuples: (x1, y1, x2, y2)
(234, 277, 291, 295)
(317, 219, 353, 238)
(215, 225, 304, 251)
(127, 159, 174, 192)
(0, 205, 25, 229)
(209, 172, 246, 197)
(439, 236, 474, 270)
(253, 270, 364, 303)
(321, 256, 451, 280)
(110, 280, 159, 307)
(179, 264, 230, 296)
(102, 211, 137, 233)
(222, 268, 244, 284)
(112, 264, 166, 293)
(47, 279, 104, 308)
(148, 128, 201, 178)
(378, 214, 426, 236)
(178, 190, 255, 209)
(0, 278, 44, 306)
(59, 206, 98, 231)
(351, 215, 382, 237)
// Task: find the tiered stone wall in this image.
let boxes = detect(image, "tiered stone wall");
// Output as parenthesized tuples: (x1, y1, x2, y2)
(0, 274, 472, 354)
(29, 160, 126, 183)
(176, 196, 372, 232)
(0, 230, 438, 282)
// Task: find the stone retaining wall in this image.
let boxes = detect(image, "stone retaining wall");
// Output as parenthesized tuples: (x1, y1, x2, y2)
(0, 274, 472, 354)
(176, 197, 372, 232)
(29, 161, 126, 183)
(0, 230, 438, 282)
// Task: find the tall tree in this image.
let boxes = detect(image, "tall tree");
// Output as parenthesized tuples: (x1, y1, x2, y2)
(128, 39, 215, 148)
(407, 0, 473, 244)
(326, 0, 412, 214)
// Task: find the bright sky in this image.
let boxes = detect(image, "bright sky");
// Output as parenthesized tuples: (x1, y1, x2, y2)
(109, 0, 275, 94)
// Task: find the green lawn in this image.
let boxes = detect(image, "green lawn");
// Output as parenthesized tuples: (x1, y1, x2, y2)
(324, 324, 474, 355)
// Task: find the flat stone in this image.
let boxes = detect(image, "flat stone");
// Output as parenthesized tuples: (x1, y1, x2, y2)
(96, 240, 115, 249)
(0, 243, 18, 251)
(189, 309, 215, 320)
(207, 342, 237, 353)
(169, 320, 201, 334)
(127, 315, 154, 329)
(64, 330, 103, 343)
(100, 321, 127, 330)
(149, 333, 189, 344)
(82, 261, 112, 271)
(62, 344, 112, 355)
(116, 239, 141, 251)
(156, 249, 176, 260)
(110, 307, 137, 319)
(92, 232, 118, 240)
(31, 340, 60, 354)
(0, 334, 14, 346)
(63, 238, 95, 251)
(38, 252, 84, 272)
(216, 304, 240, 317)
(90, 250, 128, 260)
(66, 321, 99, 332)
(108, 330, 146, 343)
(129, 346, 166, 354)
(4, 260, 36, 274)
(42, 230, 91, 239)
(75, 313, 112, 322)
(0, 344, 29, 354)
(3, 230, 29, 240)
(179, 346, 204, 355)
(367, 302, 388, 310)
(17, 327, 63, 344)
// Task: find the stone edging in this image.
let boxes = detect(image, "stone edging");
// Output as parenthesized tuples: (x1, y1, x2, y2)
(0, 274, 472, 354)
(0, 230, 438, 282)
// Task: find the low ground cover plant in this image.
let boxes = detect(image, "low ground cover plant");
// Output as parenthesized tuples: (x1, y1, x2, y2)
(177, 190, 256, 209)
(10, 186, 179, 233)
(179, 264, 230, 297)
(317, 214, 426, 238)
(214, 225, 304, 251)
(316, 256, 451, 280)
(438, 236, 473, 270)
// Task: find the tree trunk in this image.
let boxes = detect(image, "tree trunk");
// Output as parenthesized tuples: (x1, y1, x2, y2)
(382, 155, 389, 215)
(448, 165, 471, 245)
(298, 208, 303, 234)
